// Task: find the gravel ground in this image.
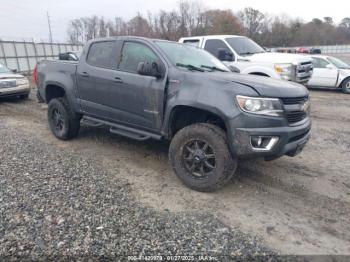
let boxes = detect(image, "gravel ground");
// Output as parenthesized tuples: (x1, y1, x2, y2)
(0, 121, 274, 260)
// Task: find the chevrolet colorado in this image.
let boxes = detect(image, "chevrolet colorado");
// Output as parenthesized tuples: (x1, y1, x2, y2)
(36, 37, 311, 192)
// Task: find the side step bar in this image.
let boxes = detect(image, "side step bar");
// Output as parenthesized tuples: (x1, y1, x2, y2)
(82, 116, 162, 141)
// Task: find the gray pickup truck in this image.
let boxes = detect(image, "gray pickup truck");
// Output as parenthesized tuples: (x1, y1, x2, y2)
(36, 36, 311, 192)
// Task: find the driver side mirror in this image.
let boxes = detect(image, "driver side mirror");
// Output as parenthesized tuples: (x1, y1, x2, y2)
(11, 68, 18, 73)
(217, 48, 234, 62)
(137, 61, 163, 78)
(326, 64, 335, 69)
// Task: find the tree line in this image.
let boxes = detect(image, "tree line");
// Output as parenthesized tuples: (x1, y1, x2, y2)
(67, 1, 350, 47)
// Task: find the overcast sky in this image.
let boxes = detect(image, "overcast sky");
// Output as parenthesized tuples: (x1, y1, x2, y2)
(0, 0, 348, 42)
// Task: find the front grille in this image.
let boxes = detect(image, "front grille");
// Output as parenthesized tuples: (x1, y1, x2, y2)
(281, 96, 309, 124)
(286, 111, 307, 124)
(295, 62, 313, 83)
(281, 96, 309, 105)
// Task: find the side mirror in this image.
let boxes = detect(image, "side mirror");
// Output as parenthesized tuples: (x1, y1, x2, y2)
(326, 64, 335, 69)
(137, 61, 163, 78)
(217, 48, 234, 62)
(228, 65, 240, 73)
(11, 68, 18, 73)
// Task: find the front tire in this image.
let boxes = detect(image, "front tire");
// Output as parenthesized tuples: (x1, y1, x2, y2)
(169, 123, 237, 192)
(341, 79, 350, 94)
(48, 97, 80, 140)
(19, 93, 29, 100)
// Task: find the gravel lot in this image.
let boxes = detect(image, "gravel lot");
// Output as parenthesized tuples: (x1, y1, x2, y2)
(0, 95, 275, 259)
(0, 85, 350, 258)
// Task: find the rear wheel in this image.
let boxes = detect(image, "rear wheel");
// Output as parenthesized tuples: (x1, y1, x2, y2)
(169, 123, 237, 192)
(48, 97, 80, 140)
(341, 79, 350, 94)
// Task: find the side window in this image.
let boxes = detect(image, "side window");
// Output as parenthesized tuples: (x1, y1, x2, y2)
(87, 41, 115, 68)
(183, 39, 200, 47)
(312, 58, 330, 69)
(204, 39, 232, 59)
(119, 42, 159, 73)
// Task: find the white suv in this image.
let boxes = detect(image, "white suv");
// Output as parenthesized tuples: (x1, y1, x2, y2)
(179, 35, 313, 84)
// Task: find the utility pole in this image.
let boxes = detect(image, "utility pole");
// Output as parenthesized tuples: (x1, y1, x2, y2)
(47, 11, 53, 43)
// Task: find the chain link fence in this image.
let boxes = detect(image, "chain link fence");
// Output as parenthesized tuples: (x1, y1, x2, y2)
(0, 39, 83, 75)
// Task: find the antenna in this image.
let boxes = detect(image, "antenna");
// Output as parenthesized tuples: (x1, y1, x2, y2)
(47, 11, 53, 43)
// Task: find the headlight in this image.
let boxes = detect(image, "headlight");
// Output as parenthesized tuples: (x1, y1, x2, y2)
(236, 95, 283, 117)
(274, 63, 293, 80)
(16, 78, 29, 86)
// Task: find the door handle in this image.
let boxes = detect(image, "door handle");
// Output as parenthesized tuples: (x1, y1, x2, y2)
(113, 77, 123, 83)
(80, 72, 90, 77)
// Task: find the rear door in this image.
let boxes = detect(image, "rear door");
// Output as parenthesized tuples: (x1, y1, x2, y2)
(308, 57, 338, 87)
(76, 40, 122, 118)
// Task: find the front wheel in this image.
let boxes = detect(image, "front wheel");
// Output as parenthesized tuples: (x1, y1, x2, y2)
(341, 79, 350, 94)
(48, 97, 80, 140)
(169, 123, 237, 192)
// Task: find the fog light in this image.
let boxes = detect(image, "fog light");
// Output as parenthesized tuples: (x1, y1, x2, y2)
(251, 136, 279, 151)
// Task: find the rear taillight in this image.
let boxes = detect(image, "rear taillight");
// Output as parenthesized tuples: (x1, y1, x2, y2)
(33, 65, 38, 85)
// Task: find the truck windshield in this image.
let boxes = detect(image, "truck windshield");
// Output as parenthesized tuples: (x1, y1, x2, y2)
(226, 37, 265, 56)
(0, 63, 11, 74)
(155, 41, 230, 72)
(328, 57, 350, 69)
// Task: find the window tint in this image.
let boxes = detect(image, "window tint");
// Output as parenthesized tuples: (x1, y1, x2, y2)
(87, 41, 115, 68)
(312, 57, 330, 68)
(119, 42, 159, 73)
(183, 39, 200, 47)
(204, 39, 231, 59)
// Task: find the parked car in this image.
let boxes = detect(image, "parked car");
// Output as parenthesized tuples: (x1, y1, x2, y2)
(307, 55, 350, 94)
(296, 47, 310, 54)
(179, 35, 313, 84)
(310, 48, 321, 54)
(36, 37, 311, 192)
(0, 63, 30, 99)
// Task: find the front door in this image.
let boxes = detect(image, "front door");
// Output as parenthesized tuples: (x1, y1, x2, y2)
(108, 40, 167, 131)
(308, 57, 338, 87)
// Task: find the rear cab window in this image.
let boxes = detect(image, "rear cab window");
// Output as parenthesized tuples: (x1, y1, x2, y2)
(183, 39, 200, 47)
(86, 41, 117, 69)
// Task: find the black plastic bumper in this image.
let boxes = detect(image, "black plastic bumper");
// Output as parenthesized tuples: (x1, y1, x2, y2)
(227, 118, 311, 160)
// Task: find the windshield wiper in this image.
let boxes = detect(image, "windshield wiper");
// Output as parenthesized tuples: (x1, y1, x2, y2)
(176, 63, 204, 72)
(200, 65, 227, 72)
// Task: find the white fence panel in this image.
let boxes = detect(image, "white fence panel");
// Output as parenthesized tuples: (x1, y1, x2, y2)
(0, 40, 84, 74)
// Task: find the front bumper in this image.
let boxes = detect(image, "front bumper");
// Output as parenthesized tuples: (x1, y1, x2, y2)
(0, 84, 31, 98)
(227, 117, 311, 160)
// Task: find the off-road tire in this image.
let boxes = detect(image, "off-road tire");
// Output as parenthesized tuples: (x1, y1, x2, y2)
(341, 78, 350, 94)
(19, 93, 29, 100)
(169, 123, 237, 192)
(48, 97, 80, 140)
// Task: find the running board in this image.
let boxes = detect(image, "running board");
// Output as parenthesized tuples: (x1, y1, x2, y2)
(82, 116, 162, 141)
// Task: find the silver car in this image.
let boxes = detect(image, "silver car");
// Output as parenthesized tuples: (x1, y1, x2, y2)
(0, 63, 30, 99)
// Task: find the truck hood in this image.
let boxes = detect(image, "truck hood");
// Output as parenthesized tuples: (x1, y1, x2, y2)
(209, 72, 309, 98)
(0, 73, 25, 79)
(241, 52, 312, 64)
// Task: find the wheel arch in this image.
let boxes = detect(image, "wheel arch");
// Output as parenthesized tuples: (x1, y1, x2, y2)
(167, 105, 228, 139)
